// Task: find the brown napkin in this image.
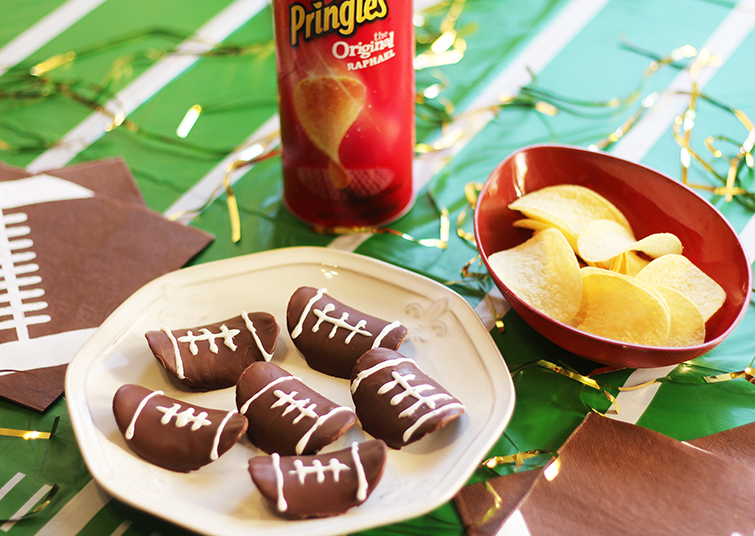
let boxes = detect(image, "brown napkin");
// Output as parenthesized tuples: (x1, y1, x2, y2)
(0, 158, 213, 411)
(456, 414, 755, 536)
(454, 468, 541, 536)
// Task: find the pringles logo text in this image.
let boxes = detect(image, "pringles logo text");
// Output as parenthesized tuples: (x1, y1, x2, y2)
(289, 0, 389, 46)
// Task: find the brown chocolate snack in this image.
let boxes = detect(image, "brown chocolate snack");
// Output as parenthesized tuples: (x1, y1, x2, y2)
(112, 383, 247, 473)
(286, 286, 407, 378)
(235, 361, 357, 455)
(249, 439, 387, 519)
(350, 348, 465, 449)
(146, 312, 279, 390)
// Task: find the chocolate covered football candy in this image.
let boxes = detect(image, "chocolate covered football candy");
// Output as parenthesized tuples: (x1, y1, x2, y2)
(112, 383, 247, 472)
(145, 311, 279, 390)
(350, 348, 465, 449)
(286, 286, 407, 378)
(236, 361, 357, 455)
(249, 439, 387, 519)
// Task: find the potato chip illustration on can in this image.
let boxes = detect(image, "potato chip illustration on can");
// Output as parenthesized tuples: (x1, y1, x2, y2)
(272, 0, 415, 229)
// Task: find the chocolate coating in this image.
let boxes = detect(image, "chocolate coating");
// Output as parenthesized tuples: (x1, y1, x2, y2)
(235, 361, 357, 455)
(286, 286, 407, 378)
(249, 439, 387, 519)
(146, 312, 279, 390)
(112, 383, 247, 472)
(350, 348, 465, 449)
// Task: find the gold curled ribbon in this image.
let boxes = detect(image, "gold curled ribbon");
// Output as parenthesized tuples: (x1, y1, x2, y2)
(317, 188, 450, 250)
(0, 484, 60, 523)
(478, 481, 503, 525)
(456, 182, 482, 246)
(322, 225, 447, 249)
(414, 0, 468, 70)
(483, 449, 556, 471)
(702, 365, 754, 384)
(0, 417, 59, 440)
(165, 133, 281, 233)
(511, 360, 619, 414)
(458, 254, 504, 331)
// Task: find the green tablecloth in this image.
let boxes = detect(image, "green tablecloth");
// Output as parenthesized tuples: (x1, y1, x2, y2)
(1, 0, 754, 534)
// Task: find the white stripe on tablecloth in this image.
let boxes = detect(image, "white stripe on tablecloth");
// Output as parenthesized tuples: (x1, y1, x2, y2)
(162, 115, 280, 220)
(0, 473, 24, 501)
(110, 520, 133, 536)
(610, 0, 755, 164)
(604, 0, 755, 421)
(0, 484, 52, 532)
(162, 0, 461, 221)
(164, 0, 610, 248)
(0, 0, 107, 77)
(36, 479, 111, 536)
(328, 0, 611, 251)
(25, 0, 268, 174)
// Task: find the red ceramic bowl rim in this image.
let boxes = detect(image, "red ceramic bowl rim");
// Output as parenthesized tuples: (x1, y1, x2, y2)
(473, 143, 752, 355)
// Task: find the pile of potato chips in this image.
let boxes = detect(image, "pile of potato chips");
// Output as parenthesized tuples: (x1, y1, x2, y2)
(487, 185, 726, 347)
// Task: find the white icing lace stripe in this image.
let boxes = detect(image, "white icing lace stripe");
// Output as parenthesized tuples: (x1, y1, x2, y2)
(162, 327, 185, 379)
(239, 375, 300, 414)
(350, 357, 416, 394)
(291, 287, 326, 339)
(125, 389, 163, 440)
(398, 393, 453, 418)
(402, 403, 465, 443)
(210, 411, 237, 461)
(351, 442, 368, 502)
(371, 321, 402, 349)
(271, 453, 288, 512)
(241, 310, 274, 361)
(295, 406, 354, 455)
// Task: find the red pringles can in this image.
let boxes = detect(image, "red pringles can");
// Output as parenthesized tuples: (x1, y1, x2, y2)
(272, 0, 415, 230)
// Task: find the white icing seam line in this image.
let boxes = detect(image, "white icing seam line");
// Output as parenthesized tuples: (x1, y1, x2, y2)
(25, 0, 269, 173)
(0, 0, 107, 77)
(242, 310, 274, 361)
(125, 390, 163, 440)
(350, 357, 416, 394)
(351, 442, 368, 501)
(271, 453, 288, 512)
(210, 411, 236, 460)
(239, 375, 299, 414)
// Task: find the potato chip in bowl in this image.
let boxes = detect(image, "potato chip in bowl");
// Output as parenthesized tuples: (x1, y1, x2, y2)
(474, 144, 751, 369)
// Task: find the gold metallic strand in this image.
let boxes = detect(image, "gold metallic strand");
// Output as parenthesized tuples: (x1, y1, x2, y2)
(477, 481, 503, 525)
(0, 417, 59, 440)
(321, 225, 447, 249)
(483, 449, 555, 470)
(703, 366, 754, 384)
(30, 51, 76, 76)
(0, 484, 59, 523)
(456, 182, 482, 246)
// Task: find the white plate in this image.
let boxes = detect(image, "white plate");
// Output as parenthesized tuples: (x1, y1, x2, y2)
(66, 246, 514, 536)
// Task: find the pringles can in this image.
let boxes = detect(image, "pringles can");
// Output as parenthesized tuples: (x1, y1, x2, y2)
(272, 0, 415, 230)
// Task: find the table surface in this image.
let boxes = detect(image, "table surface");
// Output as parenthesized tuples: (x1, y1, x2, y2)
(1, 0, 755, 535)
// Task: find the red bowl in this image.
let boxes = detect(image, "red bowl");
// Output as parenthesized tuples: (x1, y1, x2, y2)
(474, 144, 752, 369)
